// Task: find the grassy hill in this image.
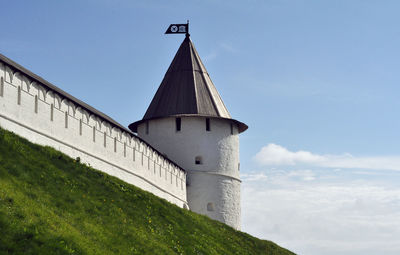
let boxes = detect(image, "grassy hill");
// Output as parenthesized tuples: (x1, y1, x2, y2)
(0, 127, 294, 255)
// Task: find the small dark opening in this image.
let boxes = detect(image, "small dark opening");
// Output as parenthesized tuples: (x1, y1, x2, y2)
(195, 156, 202, 165)
(230, 123, 234, 135)
(145, 121, 149, 134)
(206, 118, 210, 131)
(176, 117, 181, 131)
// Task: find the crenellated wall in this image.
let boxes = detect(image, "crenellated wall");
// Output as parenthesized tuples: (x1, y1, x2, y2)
(0, 57, 188, 208)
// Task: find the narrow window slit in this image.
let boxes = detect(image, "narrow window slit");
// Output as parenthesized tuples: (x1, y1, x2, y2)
(176, 117, 181, 131)
(50, 104, 54, 121)
(65, 112, 68, 128)
(206, 118, 210, 131)
(0, 77, 4, 97)
(207, 203, 214, 212)
(34, 95, 38, 113)
(195, 156, 202, 165)
(17, 86, 21, 105)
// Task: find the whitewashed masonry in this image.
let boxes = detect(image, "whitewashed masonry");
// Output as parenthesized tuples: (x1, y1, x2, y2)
(0, 56, 188, 208)
(129, 35, 248, 230)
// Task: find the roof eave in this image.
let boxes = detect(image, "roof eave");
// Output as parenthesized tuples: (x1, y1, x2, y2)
(128, 114, 248, 134)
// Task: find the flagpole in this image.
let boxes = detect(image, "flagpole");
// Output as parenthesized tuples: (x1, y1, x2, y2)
(186, 20, 190, 37)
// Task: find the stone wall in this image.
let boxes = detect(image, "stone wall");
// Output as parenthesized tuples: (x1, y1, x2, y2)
(0, 59, 187, 208)
(137, 116, 241, 230)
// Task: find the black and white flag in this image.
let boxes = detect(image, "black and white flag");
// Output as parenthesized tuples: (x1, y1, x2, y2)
(165, 24, 189, 34)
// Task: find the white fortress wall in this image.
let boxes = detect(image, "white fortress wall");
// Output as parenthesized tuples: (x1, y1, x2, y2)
(0, 59, 187, 208)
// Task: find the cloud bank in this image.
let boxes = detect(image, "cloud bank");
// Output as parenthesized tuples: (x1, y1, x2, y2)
(242, 144, 400, 254)
(254, 143, 400, 171)
(241, 169, 400, 255)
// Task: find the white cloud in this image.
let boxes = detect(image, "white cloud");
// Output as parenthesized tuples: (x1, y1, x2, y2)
(202, 52, 217, 62)
(287, 169, 316, 181)
(202, 42, 238, 63)
(219, 42, 238, 53)
(254, 143, 400, 171)
(240, 172, 268, 182)
(241, 170, 400, 255)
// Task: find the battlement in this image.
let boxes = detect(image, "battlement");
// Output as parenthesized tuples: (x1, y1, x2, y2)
(0, 55, 188, 208)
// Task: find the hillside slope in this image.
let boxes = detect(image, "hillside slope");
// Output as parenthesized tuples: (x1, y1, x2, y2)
(0, 128, 294, 255)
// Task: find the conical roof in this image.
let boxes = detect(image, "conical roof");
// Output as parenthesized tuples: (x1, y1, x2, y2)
(129, 35, 247, 133)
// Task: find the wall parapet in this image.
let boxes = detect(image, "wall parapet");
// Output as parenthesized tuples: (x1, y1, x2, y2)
(0, 55, 187, 207)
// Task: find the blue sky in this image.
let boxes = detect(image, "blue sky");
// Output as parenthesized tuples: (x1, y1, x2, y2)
(2, 1, 400, 254)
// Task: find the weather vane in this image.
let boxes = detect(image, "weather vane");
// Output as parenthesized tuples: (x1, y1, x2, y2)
(165, 20, 190, 37)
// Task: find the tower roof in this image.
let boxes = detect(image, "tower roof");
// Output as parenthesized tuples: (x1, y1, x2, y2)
(129, 35, 248, 133)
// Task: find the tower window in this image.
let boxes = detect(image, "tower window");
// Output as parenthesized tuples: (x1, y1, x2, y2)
(145, 121, 149, 134)
(206, 118, 210, 131)
(230, 123, 234, 135)
(207, 202, 214, 212)
(195, 156, 202, 165)
(176, 117, 181, 131)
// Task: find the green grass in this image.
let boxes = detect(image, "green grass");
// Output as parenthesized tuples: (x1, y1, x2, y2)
(0, 127, 295, 255)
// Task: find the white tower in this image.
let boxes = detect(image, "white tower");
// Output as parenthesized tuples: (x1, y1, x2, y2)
(129, 35, 247, 230)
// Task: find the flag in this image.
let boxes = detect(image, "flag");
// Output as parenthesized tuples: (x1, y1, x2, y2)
(165, 24, 189, 34)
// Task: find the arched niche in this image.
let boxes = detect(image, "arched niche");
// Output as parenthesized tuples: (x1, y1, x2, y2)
(54, 95, 61, 109)
(89, 115, 101, 130)
(21, 76, 30, 92)
(61, 99, 76, 116)
(134, 138, 140, 149)
(0, 62, 5, 79)
(31, 82, 46, 100)
(122, 132, 130, 144)
(13, 72, 22, 87)
(102, 121, 112, 136)
(5, 66, 13, 83)
(46, 91, 61, 109)
(45, 91, 55, 105)
(76, 107, 90, 124)
(112, 127, 122, 141)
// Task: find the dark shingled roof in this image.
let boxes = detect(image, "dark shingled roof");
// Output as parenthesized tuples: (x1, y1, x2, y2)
(129, 35, 248, 133)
